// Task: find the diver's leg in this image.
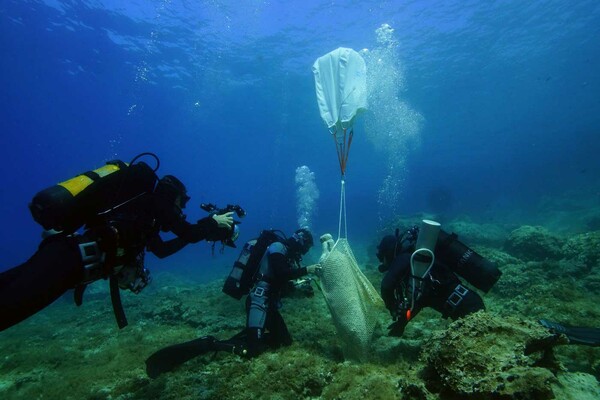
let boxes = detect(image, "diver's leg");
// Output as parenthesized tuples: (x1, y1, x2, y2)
(246, 281, 270, 357)
(0, 236, 83, 332)
(212, 332, 249, 356)
(265, 307, 292, 348)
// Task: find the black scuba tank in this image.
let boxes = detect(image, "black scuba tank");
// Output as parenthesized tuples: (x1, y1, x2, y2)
(222, 230, 282, 300)
(29, 160, 158, 234)
(436, 230, 502, 293)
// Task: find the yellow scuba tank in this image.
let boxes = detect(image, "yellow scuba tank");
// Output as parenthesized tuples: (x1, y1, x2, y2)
(29, 155, 159, 234)
(58, 163, 122, 198)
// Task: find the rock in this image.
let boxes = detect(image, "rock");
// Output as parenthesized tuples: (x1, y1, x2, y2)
(504, 226, 564, 261)
(552, 372, 600, 400)
(561, 231, 600, 269)
(420, 312, 566, 399)
(445, 220, 510, 247)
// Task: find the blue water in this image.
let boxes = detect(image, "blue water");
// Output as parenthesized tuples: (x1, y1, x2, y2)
(1, 0, 599, 276)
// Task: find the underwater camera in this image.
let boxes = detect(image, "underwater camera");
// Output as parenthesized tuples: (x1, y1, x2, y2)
(200, 203, 246, 218)
(201, 202, 246, 250)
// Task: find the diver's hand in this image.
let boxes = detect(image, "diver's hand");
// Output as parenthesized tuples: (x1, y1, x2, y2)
(387, 307, 410, 337)
(387, 320, 407, 337)
(306, 264, 322, 276)
(212, 212, 234, 229)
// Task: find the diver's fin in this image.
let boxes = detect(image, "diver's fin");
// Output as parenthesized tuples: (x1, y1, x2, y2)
(145, 336, 217, 378)
(539, 319, 600, 347)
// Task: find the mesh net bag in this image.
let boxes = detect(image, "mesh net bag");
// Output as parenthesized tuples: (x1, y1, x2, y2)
(318, 237, 386, 360)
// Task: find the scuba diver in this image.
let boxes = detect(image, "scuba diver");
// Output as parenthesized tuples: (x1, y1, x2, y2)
(377, 220, 600, 348)
(376, 220, 501, 337)
(145, 227, 320, 378)
(0, 153, 240, 332)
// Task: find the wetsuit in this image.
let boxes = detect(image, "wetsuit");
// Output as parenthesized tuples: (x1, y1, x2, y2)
(0, 190, 226, 332)
(144, 231, 314, 378)
(245, 241, 309, 357)
(382, 251, 485, 336)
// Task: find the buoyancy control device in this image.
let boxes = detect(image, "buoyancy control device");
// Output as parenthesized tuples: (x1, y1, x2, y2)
(29, 155, 158, 233)
(223, 229, 284, 299)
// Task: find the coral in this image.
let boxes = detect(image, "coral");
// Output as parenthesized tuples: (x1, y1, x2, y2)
(504, 226, 565, 261)
(561, 231, 600, 270)
(321, 362, 400, 400)
(445, 220, 510, 247)
(552, 372, 600, 400)
(420, 312, 566, 399)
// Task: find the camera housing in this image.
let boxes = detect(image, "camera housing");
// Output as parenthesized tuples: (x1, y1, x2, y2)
(200, 203, 246, 218)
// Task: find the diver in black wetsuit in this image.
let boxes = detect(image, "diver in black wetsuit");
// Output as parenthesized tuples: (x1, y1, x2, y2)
(377, 224, 600, 347)
(376, 225, 487, 337)
(242, 228, 317, 357)
(0, 161, 238, 332)
(145, 228, 319, 378)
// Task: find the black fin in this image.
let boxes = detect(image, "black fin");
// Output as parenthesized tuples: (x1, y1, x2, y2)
(145, 336, 217, 378)
(539, 319, 600, 347)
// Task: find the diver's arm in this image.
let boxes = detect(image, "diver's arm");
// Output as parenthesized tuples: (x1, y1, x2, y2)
(146, 234, 188, 259)
(270, 252, 308, 281)
(287, 264, 309, 280)
(169, 216, 222, 244)
(381, 253, 411, 314)
(385, 254, 422, 337)
(154, 194, 224, 244)
(268, 243, 308, 282)
(0, 235, 83, 332)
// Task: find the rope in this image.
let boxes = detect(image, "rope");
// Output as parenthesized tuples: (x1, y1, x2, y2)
(332, 128, 343, 175)
(337, 179, 348, 240)
(332, 127, 354, 176)
(332, 125, 353, 240)
(343, 129, 354, 174)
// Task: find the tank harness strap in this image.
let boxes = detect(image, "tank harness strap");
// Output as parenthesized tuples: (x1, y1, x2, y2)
(74, 284, 87, 306)
(445, 284, 469, 313)
(252, 281, 271, 297)
(74, 233, 129, 329)
(110, 275, 128, 329)
(108, 160, 128, 169)
(77, 238, 106, 284)
(82, 170, 101, 182)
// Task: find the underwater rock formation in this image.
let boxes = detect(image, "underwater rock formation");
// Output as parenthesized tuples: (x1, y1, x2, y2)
(2, 220, 600, 400)
(445, 220, 509, 247)
(562, 231, 600, 268)
(420, 312, 569, 399)
(504, 226, 564, 261)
